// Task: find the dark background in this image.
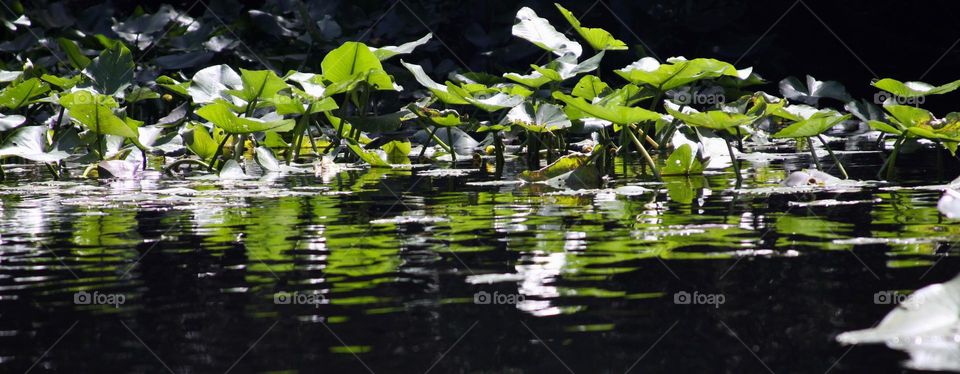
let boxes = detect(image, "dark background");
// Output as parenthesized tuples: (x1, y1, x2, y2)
(14, 0, 960, 110)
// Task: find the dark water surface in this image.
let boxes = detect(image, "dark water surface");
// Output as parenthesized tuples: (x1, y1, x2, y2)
(1, 151, 958, 373)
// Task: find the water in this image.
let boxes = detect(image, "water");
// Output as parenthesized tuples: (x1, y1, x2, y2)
(1, 150, 958, 373)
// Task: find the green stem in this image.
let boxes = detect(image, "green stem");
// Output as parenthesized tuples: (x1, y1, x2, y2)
(625, 125, 660, 180)
(494, 131, 505, 177)
(885, 136, 905, 180)
(723, 136, 742, 184)
(210, 134, 232, 171)
(447, 127, 457, 166)
(817, 134, 848, 179)
(806, 137, 822, 171)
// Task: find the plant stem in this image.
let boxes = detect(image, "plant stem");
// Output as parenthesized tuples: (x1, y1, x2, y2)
(723, 136, 742, 184)
(494, 131, 505, 178)
(625, 125, 661, 180)
(878, 136, 904, 180)
(210, 134, 232, 171)
(446, 127, 457, 166)
(817, 134, 848, 179)
(806, 137, 822, 171)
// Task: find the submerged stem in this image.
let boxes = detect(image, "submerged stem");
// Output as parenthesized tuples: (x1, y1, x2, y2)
(723, 136, 742, 185)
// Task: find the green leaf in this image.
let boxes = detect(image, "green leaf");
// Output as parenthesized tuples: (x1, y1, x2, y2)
(520, 153, 590, 182)
(195, 100, 294, 134)
(664, 103, 756, 130)
(867, 120, 904, 135)
(662, 144, 703, 175)
(59, 90, 138, 138)
(346, 143, 390, 167)
(125, 86, 160, 103)
(41, 74, 81, 90)
(82, 42, 134, 96)
(553, 92, 660, 124)
(555, 4, 627, 51)
(503, 69, 556, 88)
(56, 37, 91, 69)
(615, 57, 741, 91)
(382, 140, 411, 164)
(157, 75, 190, 97)
(371, 33, 432, 61)
(571, 75, 609, 100)
(187, 64, 242, 103)
(506, 103, 572, 132)
(873, 78, 960, 98)
(446, 83, 523, 112)
(410, 106, 463, 127)
(0, 78, 50, 110)
(884, 104, 934, 127)
(512, 7, 582, 57)
(340, 109, 415, 133)
(0, 126, 69, 162)
(400, 60, 469, 105)
(772, 113, 851, 138)
(226, 69, 289, 103)
(322, 41, 386, 84)
(182, 122, 219, 160)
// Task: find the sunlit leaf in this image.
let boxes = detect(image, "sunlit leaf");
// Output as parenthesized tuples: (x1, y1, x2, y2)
(512, 7, 582, 57)
(873, 78, 960, 98)
(371, 33, 432, 61)
(555, 4, 627, 51)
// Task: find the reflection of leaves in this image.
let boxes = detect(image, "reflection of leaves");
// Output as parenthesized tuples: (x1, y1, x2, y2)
(662, 144, 703, 176)
(664, 176, 704, 204)
(520, 153, 589, 182)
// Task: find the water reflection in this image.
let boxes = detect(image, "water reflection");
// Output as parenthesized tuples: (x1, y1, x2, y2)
(0, 153, 958, 372)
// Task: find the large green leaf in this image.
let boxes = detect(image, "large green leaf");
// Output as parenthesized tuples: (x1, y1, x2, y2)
(182, 122, 220, 160)
(555, 4, 627, 51)
(446, 83, 523, 112)
(512, 7, 582, 57)
(884, 104, 934, 127)
(401, 60, 468, 105)
(553, 92, 660, 124)
(665, 103, 756, 130)
(187, 64, 242, 104)
(60, 90, 138, 138)
(371, 33, 432, 61)
(615, 57, 742, 91)
(0, 78, 50, 110)
(662, 144, 704, 176)
(346, 143, 390, 167)
(226, 69, 289, 103)
(82, 42, 134, 96)
(322, 41, 389, 86)
(196, 100, 294, 134)
(873, 78, 960, 98)
(571, 75, 609, 100)
(506, 103, 571, 132)
(0, 126, 70, 162)
(772, 113, 851, 138)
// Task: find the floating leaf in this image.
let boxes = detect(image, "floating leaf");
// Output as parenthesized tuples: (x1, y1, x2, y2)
(520, 153, 589, 182)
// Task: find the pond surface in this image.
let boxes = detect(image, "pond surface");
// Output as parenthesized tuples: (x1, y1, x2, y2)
(1, 150, 958, 373)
